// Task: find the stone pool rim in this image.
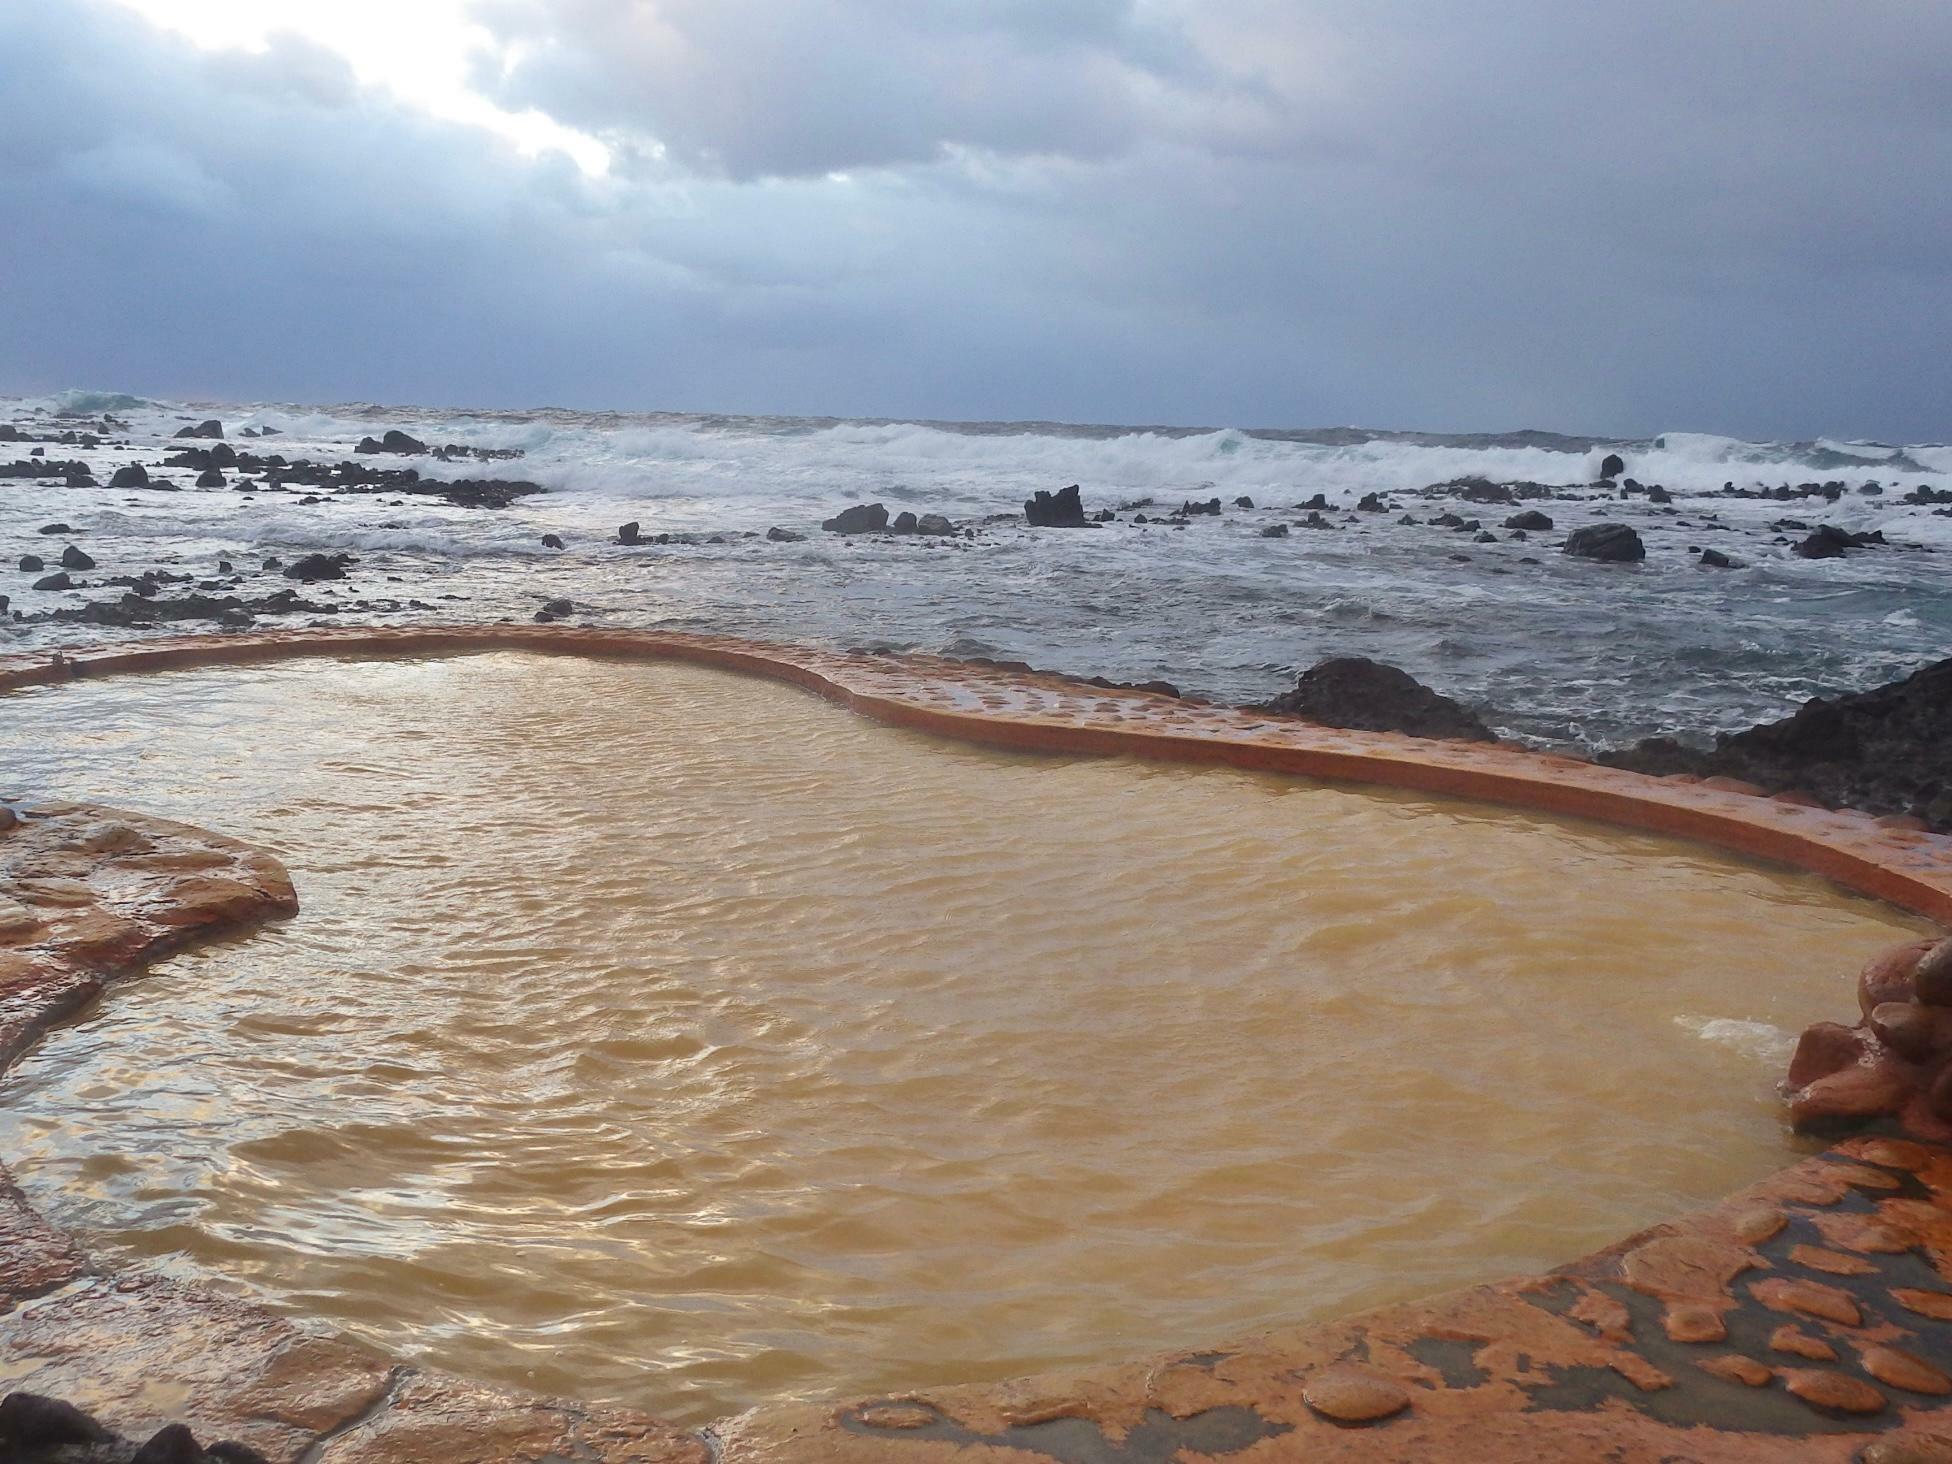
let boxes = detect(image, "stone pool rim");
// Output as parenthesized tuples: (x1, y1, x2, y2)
(4, 624, 1952, 1463)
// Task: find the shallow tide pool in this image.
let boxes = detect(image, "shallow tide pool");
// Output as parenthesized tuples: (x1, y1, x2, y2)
(0, 653, 1928, 1424)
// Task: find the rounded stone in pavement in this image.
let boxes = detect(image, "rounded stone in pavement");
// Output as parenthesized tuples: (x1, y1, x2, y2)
(1784, 1369, 1886, 1415)
(1697, 1354, 1772, 1387)
(1302, 1366, 1410, 1424)
(1860, 1346, 1952, 1397)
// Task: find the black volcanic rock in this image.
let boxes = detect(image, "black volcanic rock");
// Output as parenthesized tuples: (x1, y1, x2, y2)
(1, 1390, 269, 1462)
(1259, 656, 1495, 742)
(283, 552, 351, 582)
(822, 502, 890, 534)
(1600, 656, 1952, 830)
(173, 419, 224, 439)
(1024, 484, 1088, 527)
(1599, 453, 1626, 481)
(1563, 523, 1645, 562)
(357, 429, 429, 455)
(1504, 510, 1553, 531)
(1794, 524, 1885, 558)
(59, 544, 94, 570)
(108, 464, 149, 488)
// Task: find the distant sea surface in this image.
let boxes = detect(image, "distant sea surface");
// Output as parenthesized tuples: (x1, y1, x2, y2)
(4, 389, 1949, 750)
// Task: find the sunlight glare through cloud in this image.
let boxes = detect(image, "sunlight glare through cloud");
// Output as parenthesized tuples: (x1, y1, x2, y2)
(108, 0, 611, 173)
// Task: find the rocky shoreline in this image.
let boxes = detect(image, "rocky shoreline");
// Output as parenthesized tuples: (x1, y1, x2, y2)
(4, 402, 1947, 811)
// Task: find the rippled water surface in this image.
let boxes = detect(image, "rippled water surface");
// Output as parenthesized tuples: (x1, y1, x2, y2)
(0, 654, 1930, 1423)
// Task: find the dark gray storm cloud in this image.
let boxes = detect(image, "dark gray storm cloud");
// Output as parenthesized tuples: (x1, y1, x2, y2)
(2, 0, 1949, 438)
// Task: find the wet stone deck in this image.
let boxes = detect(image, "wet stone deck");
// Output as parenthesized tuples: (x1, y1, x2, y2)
(1, 626, 1950, 1462)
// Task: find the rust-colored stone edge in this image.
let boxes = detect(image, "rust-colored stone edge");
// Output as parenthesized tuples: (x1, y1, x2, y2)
(5, 623, 1950, 923)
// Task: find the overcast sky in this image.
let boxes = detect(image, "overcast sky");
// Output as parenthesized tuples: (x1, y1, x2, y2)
(3, 0, 1948, 439)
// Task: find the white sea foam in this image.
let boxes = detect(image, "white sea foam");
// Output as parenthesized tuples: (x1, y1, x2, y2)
(1673, 1016, 1796, 1066)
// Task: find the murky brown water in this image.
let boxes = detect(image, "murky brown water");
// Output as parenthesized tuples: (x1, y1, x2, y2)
(0, 653, 1929, 1424)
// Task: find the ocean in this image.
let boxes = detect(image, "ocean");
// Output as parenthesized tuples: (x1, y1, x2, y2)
(4, 389, 1948, 750)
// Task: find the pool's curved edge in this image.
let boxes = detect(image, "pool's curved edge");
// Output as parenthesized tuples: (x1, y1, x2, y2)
(4, 628, 1952, 1461)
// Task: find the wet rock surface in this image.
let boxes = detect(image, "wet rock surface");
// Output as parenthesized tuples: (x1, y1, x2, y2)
(1563, 522, 1647, 562)
(1259, 656, 1495, 741)
(1601, 655, 1952, 830)
(1023, 483, 1089, 527)
(821, 502, 889, 534)
(1786, 936, 1952, 1135)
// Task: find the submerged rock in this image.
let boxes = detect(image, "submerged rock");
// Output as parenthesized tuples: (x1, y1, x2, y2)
(1601, 655, 1952, 830)
(1259, 656, 1495, 742)
(1024, 484, 1088, 528)
(1563, 523, 1646, 562)
(765, 526, 805, 542)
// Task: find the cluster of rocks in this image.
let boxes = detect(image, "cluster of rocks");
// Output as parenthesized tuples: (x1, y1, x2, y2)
(352, 428, 524, 462)
(0, 1391, 267, 1463)
(7, 438, 541, 510)
(1786, 936, 1952, 1133)
(818, 503, 960, 536)
(1601, 654, 1952, 830)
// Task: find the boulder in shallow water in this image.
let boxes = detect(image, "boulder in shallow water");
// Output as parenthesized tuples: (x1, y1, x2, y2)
(1024, 484, 1088, 528)
(59, 544, 94, 570)
(355, 429, 429, 455)
(616, 521, 642, 545)
(1698, 548, 1744, 569)
(172, 419, 223, 439)
(541, 533, 564, 550)
(1794, 524, 1884, 558)
(195, 468, 225, 488)
(282, 552, 351, 582)
(1563, 523, 1645, 562)
(1260, 656, 1495, 742)
(765, 526, 805, 542)
(1599, 452, 1626, 481)
(915, 513, 955, 536)
(1504, 509, 1553, 531)
(31, 572, 73, 590)
(891, 510, 919, 534)
(108, 464, 149, 489)
(822, 502, 889, 534)
(19, 555, 43, 572)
